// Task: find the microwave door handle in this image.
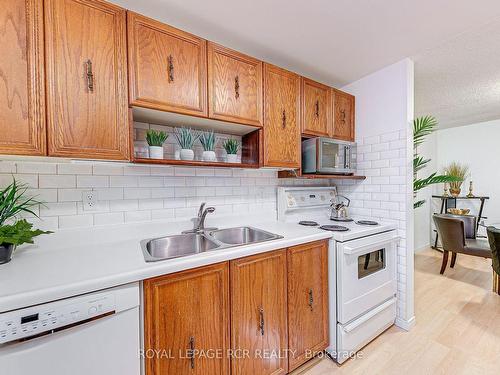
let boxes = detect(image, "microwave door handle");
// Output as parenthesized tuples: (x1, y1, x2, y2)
(344, 146, 350, 169)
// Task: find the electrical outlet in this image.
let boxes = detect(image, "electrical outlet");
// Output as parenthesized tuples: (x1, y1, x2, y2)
(82, 191, 98, 211)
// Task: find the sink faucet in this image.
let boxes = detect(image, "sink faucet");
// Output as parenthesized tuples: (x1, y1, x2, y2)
(182, 203, 217, 234)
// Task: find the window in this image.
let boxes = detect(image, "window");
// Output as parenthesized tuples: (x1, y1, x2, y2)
(358, 249, 385, 279)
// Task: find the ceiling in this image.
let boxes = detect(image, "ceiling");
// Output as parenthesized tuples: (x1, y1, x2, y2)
(114, 0, 500, 88)
(414, 18, 500, 129)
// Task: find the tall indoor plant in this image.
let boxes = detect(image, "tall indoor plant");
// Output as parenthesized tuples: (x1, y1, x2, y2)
(413, 116, 460, 209)
(0, 179, 52, 264)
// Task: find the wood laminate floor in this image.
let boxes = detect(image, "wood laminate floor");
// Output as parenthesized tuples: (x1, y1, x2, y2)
(293, 248, 500, 375)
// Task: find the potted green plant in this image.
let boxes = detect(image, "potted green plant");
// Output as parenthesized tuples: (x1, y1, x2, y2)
(443, 162, 469, 197)
(146, 129, 168, 159)
(174, 127, 199, 161)
(0, 179, 52, 264)
(200, 130, 217, 161)
(223, 139, 240, 163)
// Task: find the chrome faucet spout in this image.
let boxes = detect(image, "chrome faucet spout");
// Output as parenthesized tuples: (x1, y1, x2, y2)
(182, 203, 217, 234)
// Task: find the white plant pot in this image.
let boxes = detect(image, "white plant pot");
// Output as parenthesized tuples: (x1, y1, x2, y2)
(148, 146, 164, 159)
(226, 154, 238, 163)
(180, 148, 194, 161)
(202, 150, 217, 162)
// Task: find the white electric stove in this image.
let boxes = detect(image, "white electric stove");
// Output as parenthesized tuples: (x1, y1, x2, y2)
(278, 187, 399, 364)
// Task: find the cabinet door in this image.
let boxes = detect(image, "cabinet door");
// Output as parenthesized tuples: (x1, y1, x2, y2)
(231, 250, 288, 375)
(45, 0, 129, 160)
(144, 263, 230, 375)
(332, 89, 355, 141)
(208, 43, 263, 126)
(301, 78, 331, 137)
(263, 64, 301, 168)
(0, 0, 45, 156)
(128, 12, 207, 117)
(287, 240, 329, 371)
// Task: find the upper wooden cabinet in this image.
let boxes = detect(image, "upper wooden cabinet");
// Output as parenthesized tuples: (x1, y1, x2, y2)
(44, 0, 129, 160)
(332, 89, 355, 142)
(208, 43, 263, 127)
(301, 78, 331, 137)
(127, 12, 208, 117)
(263, 64, 301, 168)
(144, 262, 230, 375)
(0, 0, 45, 156)
(287, 240, 329, 371)
(230, 250, 288, 375)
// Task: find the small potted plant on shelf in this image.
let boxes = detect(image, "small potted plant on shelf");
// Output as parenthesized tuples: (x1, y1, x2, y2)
(0, 179, 52, 264)
(223, 139, 240, 163)
(443, 162, 469, 197)
(146, 129, 168, 159)
(200, 130, 217, 161)
(174, 127, 199, 161)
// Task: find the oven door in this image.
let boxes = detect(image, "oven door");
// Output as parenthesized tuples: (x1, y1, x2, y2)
(317, 138, 356, 174)
(336, 231, 398, 324)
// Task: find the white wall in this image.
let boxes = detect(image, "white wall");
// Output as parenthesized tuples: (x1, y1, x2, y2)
(436, 118, 500, 227)
(341, 59, 415, 330)
(414, 131, 437, 251)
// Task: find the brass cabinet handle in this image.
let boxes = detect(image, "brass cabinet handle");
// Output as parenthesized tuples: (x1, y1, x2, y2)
(308, 289, 314, 310)
(188, 336, 195, 369)
(315, 100, 320, 118)
(282, 110, 286, 129)
(340, 109, 346, 123)
(258, 307, 265, 336)
(167, 55, 174, 83)
(234, 75, 240, 99)
(85, 59, 94, 92)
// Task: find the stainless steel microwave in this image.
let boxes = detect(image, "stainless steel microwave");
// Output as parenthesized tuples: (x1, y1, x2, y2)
(302, 137, 356, 175)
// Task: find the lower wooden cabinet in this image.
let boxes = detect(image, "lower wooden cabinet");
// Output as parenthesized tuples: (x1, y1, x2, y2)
(287, 240, 329, 371)
(143, 241, 328, 375)
(143, 262, 230, 375)
(230, 250, 289, 375)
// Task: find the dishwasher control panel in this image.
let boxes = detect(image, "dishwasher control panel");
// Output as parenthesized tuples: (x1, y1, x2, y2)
(0, 292, 115, 344)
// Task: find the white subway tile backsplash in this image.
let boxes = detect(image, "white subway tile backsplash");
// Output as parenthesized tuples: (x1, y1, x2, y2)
(58, 189, 86, 202)
(77, 175, 109, 188)
(93, 164, 124, 176)
(39, 175, 74, 188)
(40, 202, 77, 217)
(109, 200, 139, 212)
(125, 210, 152, 223)
(150, 188, 175, 199)
(2, 160, 283, 231)
(59, 214, 93, 229)
(151, 209, 175, 220)
(18, 162, 57, 175)
(124, 188, 151, 199)
(174, 187, 196, 198)
(94, 212, 124, 226)
(2, 174, 38, 188)
(58, 163, 92, 175)
(138, 177, 164, 187)
(110, 176, 138, 188)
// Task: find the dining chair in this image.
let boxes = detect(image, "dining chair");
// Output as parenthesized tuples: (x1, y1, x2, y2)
(433, 214, 492, 274)
(486, 226, 500, 295)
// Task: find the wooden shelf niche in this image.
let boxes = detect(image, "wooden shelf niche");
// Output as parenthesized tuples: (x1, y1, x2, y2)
(132, 108, 261, 168)
(278, 170, 366, 180)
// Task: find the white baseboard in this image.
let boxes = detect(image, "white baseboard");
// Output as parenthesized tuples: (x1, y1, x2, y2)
(414, 243, 430, 252)
(395, 316, 416, 331)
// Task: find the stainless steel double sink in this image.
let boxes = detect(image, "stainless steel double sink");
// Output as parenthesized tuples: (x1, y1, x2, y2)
(141, 226, 283, 262)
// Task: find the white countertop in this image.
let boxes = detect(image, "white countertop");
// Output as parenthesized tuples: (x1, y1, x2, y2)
(0, 215, 332, 312)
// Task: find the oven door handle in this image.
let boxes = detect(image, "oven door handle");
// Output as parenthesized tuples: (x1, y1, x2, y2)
(343, 236, 400, 256)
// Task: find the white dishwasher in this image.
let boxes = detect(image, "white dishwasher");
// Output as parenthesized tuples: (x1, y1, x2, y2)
(0, 282, 140, 375)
